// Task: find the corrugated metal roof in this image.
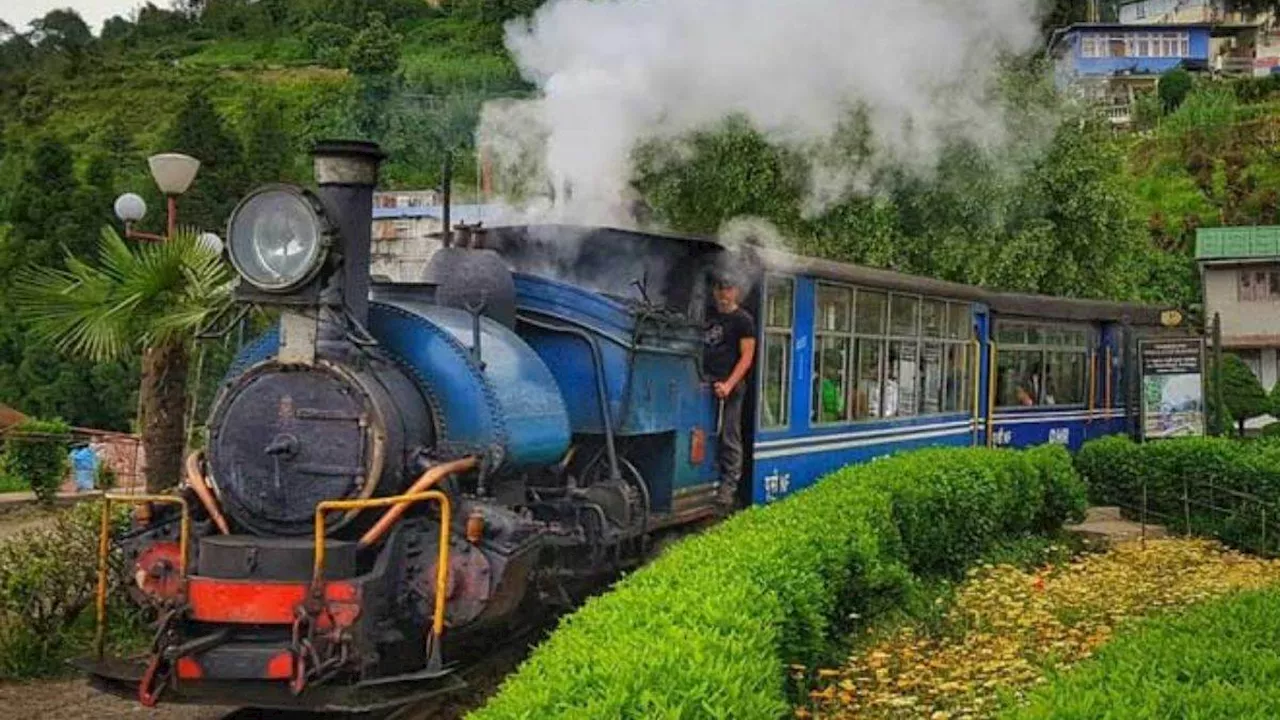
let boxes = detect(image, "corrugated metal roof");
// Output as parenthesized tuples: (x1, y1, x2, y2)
(1195, 226, 1280, 260)
(371, 204, 498, 222)
(0, 404, 27, 432)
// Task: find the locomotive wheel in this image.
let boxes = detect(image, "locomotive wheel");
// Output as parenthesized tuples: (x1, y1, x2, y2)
(579, 451, 650, 536)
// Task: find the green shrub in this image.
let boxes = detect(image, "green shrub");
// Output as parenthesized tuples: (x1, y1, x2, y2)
(1218, 353, 1270, 436)
(0, 501, 132, 678)
(1075, 435, 1280, 554)
(470, 446, 1082, 720)
(1158, 67, 1193, 113)
(1, 419, 72, 505)
(94, 463, 118, 491)
(1006, 588, 1280, 719)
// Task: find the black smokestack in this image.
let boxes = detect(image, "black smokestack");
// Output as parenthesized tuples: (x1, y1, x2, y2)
(312, 140, 385, 327)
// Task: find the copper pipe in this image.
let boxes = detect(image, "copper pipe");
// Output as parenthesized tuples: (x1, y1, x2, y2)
(358, 457, 478, 548)
(185, 451, 230, 535)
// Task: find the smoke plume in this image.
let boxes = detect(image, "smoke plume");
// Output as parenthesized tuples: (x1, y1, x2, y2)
(479, 0, 1045, 227)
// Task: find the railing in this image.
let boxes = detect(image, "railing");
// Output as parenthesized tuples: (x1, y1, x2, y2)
(1104, 104, 1132, 125)
(95, 494, 191, 658)
(313, 489, 453, 661)
(92, 479, 463, 672)
(1110, 476, 1280, 557)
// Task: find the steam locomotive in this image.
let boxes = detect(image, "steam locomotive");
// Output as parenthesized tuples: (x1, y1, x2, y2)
(80, 141, 728, 712)
(80, 139, 1175, 712)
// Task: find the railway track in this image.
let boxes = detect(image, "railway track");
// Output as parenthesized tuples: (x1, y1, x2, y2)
(217, 612, 558, 720)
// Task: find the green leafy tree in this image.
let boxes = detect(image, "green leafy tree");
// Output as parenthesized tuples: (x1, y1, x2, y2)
(302, 20, 353, 68)
(0, 418, 70, 504)
(347, 13, 403, 140)
(28, 9, 94, 75)
(1159, 67, 1194, 114)
(0, 137, 134, 431)
(162, 89, 250, 233)
(1217, 353, 1270, 436)
(633, 116, 808, 235)
(14, 228, 231, 492)
(243, 94, 295, 186)
(347, 12, 401, 77)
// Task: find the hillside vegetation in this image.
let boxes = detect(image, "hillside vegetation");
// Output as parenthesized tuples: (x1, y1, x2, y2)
(0, 1, 1277, 431)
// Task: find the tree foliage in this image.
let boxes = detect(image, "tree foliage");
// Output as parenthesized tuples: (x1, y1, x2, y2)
(1217, 353, 1270, 435)
(1159, 67, 1193, 113)
(162, 89, 250, 232)
(0, 418, 71, 504)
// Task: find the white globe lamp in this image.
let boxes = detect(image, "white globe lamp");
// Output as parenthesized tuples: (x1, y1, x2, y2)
(113, 193, 147, 223)
(198, 232, 224, 255)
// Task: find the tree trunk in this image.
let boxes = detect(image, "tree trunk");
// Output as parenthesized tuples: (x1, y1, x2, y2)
(139, 340, 190, 493)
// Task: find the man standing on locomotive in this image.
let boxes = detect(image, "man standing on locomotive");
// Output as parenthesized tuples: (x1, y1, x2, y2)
(705, 272, 756, 511)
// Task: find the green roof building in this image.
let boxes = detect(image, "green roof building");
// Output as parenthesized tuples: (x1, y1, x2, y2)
(1196, 225, 1280, 404)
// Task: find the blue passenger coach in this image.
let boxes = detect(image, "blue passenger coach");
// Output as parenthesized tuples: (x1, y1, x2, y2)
(742, 251, 1170, 505)
(482, 226, 1172, 511)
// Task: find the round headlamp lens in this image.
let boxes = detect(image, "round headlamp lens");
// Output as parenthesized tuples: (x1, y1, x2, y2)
(228, 189, 324, 291)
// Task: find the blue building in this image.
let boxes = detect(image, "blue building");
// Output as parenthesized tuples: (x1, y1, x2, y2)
(1053, 22, 1212, 77)
(1051, 22, 1212, 124)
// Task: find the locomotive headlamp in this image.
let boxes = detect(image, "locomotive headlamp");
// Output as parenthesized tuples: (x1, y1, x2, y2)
(227, 185, 332, 293)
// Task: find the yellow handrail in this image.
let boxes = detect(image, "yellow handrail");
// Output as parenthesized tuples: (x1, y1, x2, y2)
(95, 494, 190, 658)
(1105, 346, 1113, 412)
(314, 490, 452, 643)
(986, 342, 998, 448)
(969, 339, 981, 447)
(1087, 351, 1097, 422)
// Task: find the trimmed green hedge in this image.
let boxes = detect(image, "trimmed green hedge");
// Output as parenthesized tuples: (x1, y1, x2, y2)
(1076, 435, 1280, 554)
(469, 445, 1085, 720)
(1006, 587, 1280, 719)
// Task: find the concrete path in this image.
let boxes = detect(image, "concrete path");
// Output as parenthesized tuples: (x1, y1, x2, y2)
(1066, 506, 1168, 543)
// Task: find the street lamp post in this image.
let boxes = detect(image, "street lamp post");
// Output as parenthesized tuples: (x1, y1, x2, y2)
(114, 152, 204, 244)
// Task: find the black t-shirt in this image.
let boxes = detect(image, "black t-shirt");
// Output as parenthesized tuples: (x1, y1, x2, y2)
(704, 307, 756, 381)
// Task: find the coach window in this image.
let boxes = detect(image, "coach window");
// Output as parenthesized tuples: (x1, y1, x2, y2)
(760, 276, 794, 429)
(996, 322, 1091, 407)
(813, 284, 853, 423)
(943, 303, 973, 412)
(919, 300, 947, 414)
(853, 290, 887, 419)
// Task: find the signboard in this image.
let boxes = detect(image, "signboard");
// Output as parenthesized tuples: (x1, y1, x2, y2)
(1139, 338, 1206, 440)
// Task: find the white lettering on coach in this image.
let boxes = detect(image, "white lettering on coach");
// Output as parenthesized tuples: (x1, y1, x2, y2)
(764, 471, 791, 502)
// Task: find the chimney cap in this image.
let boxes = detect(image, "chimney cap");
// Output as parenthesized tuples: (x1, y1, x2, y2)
(311, 139, 387, 162)
(312, 140, 385, 186)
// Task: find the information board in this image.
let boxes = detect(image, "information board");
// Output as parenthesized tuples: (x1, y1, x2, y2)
(1139, 338, 1206, 439)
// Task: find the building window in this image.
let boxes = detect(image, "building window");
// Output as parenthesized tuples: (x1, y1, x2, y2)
(1238, 269, 1280, 302)
(760, 276, 794, 429)
(1085, 30, 1190, 59)
(995, 321, 1092, 408)
(811, 284, 973, 424)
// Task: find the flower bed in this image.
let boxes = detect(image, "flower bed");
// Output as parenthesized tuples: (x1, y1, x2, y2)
(470, 446, 1085, 720)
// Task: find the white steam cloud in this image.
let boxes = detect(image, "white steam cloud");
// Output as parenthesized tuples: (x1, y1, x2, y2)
(479, 0, 1045, 227)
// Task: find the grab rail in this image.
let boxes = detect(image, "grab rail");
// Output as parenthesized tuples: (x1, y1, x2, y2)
(970, 339, 981, 447)
(95, 494, 191, 658)
(314, 490, 453, 655)
(1105, 346, 1113, 412)
(986, 342, 998, 448)
(1087, 351, 1097, 422)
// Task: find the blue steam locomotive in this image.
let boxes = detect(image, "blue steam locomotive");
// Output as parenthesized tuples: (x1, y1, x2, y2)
(80, 140, 1175, 711)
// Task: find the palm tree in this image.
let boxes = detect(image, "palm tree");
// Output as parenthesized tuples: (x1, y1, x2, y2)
(14, 226, 230, 492)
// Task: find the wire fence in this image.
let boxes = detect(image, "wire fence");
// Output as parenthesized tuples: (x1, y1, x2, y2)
(0, 427, 146, 496)
(1112, 475, 1280, 558)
